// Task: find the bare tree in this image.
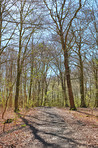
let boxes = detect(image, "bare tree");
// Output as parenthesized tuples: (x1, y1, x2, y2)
(14, 0, 38, 111)
(43, 0, 82, 110)
(71, 27, 86, 107)
(29, 40, 34, 101)
(49, 46, 68, 107)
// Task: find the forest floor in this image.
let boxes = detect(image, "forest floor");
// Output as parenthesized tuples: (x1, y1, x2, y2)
(0, 107, 98, 148)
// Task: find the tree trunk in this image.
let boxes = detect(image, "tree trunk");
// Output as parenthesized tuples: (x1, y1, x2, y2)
(79, 45, 86, 107)
(23, 66, 27, 106)
(43, 77, 48, 106)
(0, 0, 2, 100)
(37, 80, 40, 106)
(24, 83, 27, 106)
(15, 70, 21, 111)
(9, 60, 13, 107)
(63, 72, 68, 107)
(41, 86, 44, 106)
(29, 60, 34, 101)
(61, 77, 68, 107)
(29, 41, 34, 101)
(62, 87, 68, 107)
(64, 49, 76, 110)
(0, 0, 2, 54)
(52, 83, 55, 103)
(14, 1, 23, 112)
(94, 66, 98, 107)
(60, 32, 76, 110)
(44, 86, 48, 106)
(59, 70, 68, 107)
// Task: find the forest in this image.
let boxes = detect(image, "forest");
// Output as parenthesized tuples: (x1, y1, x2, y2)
(0, 0, 98, 147)
(0, 0, 98, 111)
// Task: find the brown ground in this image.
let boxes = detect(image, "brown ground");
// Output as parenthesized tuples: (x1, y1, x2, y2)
(0, 107, 98, 148)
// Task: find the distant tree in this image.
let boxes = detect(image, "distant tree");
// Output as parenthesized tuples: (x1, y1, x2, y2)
(90, 3, 98, 107)
(49, 46, 68, 107)
(71, 27, 86, 107)
(83, 0, 98, 107)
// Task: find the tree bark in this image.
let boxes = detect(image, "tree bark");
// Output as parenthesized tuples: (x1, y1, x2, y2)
(62, 86, 68, 107)
(14, 1, 23, 112)
(43, 76, 48, 106)
(0, 0, 2, 99)
(63, 72, 68, 107)
(9, 60, 13, 107)
(15, 70, 21, 111)
(37, 80, 40, 106)
(60, 73, 68, 107)
(79, 43, 86, 107)
(60, 35, 76, 110)
(29, 51, 34, 101)
(64, 49, 76, 110)
(94, 64, 98, 107)
(24, 65, 27, 106)
(0, 0, 2, 53)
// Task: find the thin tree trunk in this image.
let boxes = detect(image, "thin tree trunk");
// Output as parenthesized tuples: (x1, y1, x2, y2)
(9, 60, 13, 107)
(24, 83, 27, 106)
(61, 78, 68, 107)
(94, 66, 98, 107)
(0, 0, 2, 99)
(59, 70, 68, 107)
(29, 40, 34, 101)
(79, 43, 86, 107)
(29, 78, 32, 101)
(37, 80, 40, 106)
(15, 70, 21, 111)
(41, 84, 44, 106)
(62, 87, 68, 107)
(44, 86, 48, 106)
(29, 56, 34, 101)
(43, 77, 48, 106)
(23, 64, 27, 106)
(63, 72, 68, 107)
(14, 1, 23, 112)
(0, 0, 2, 54)
(52, 83, 55, 103)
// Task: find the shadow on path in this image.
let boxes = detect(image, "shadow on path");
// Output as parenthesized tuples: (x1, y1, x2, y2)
(20, 116, 60, 148)
(1, 107, 97, 148)
(18, 107, 96, 148)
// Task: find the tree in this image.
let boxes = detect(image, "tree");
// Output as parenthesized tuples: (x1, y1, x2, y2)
(0, 0, 1, 53)
(90, 3, 98, 107)
(83, 0, 98, 107)
(29, 43, 34, 102)
(0, 0, 16, 100)
(43, 0, 82, 110)
(0, 0, 17, 56)
(49, 46, 68, 106)
(0, 0, 2, 98)
(14, 0, 39, 111)
(36, 42, 50, 106)
(71, 26, 86, 107)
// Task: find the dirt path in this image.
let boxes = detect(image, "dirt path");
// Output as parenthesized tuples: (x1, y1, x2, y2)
(23, 107, 79, 148)
(0, 107, 98, 148)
